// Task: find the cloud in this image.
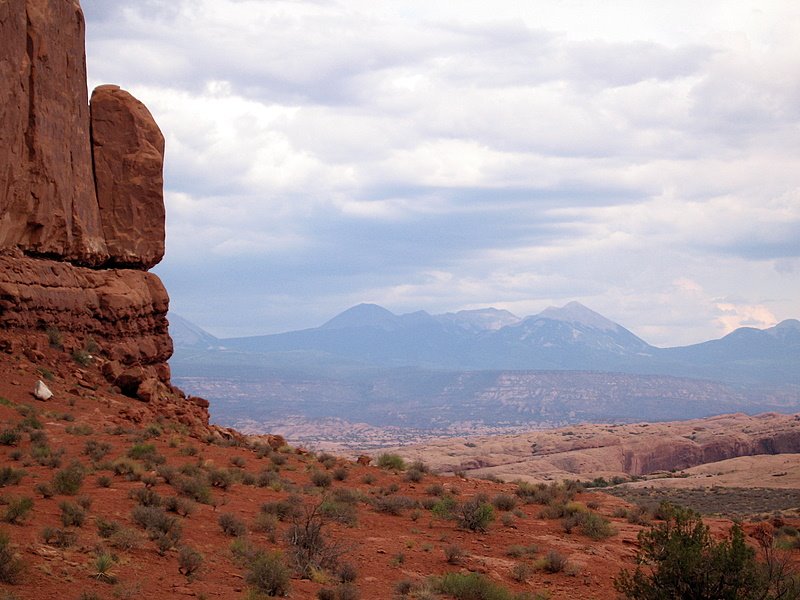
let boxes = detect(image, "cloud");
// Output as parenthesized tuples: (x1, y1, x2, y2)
(81, 0, 800, 346)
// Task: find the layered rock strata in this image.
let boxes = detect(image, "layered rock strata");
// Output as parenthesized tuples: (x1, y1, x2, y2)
(0, 0, 174, 404)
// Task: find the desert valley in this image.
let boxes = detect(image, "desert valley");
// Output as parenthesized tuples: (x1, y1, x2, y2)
(1, 1, 800, 600)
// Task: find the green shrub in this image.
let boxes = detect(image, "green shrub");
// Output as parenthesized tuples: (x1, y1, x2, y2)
(52, 462, 85, 495)
(84, 440, 112, 462)
(208, 468, 233, 490)
(41, 526, 77, 548)
(130, 487, 162, 507)
(219, 512, 247, 537)
(178, 545, 203, 576)
(0, 429, 21, 446)
(311, 470, 333, 488)
(96, 517, 121, 538)
(377, 453, 406, 471)
(59, 500, 86, 527)
(492, 494, 517, 512)
(457, 496, 494, 532)
(0, 531, 24, 583)
(164, 495, 196, 517)
(0, 467, 25, 487)
(2, 497, 33, 524)
(433, 572, 518, 600)
(246, 550, 291, 597)
(540, 549, 567, 574)
(173, 475, 212, 504)
(614, 504, 796, 599)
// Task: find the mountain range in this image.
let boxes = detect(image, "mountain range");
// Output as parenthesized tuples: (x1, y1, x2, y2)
(172, 302, 800, 385)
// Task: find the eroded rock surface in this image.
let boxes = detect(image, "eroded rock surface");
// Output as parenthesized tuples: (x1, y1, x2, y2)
(91, 85, 166, 269)
(0, 0, 108, 265)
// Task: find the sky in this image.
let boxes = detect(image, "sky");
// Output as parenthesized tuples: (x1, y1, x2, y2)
(80, 0, 800, 347)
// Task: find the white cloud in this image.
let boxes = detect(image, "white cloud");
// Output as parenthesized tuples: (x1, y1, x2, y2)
(82, 0, 800, 344)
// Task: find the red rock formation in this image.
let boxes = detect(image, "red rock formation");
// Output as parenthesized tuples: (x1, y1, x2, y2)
(91, 85, 166, 269)
(0, 0, 107, 265)
(0, 0, 178, 403)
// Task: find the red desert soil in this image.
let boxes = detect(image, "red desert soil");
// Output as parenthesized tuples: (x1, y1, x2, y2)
(0, 337, 796, 600)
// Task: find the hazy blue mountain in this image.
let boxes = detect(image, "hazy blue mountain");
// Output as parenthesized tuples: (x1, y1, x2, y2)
(170, 304, 799, 385)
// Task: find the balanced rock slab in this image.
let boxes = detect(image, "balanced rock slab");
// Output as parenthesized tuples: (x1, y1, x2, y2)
(91, 85, 166, 269)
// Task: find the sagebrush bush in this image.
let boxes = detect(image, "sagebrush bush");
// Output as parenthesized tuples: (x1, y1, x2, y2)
(444, 544, 466, 565)
(457, 497, 494, 532)
(245, 550, 291, 597)
(310, 470, 333, 488)
(376, 453, 406, 471)
(41, 526, 77, 548)
(219, 512, 247, 537)
(52, 463, 85, 494)
(178, 545, 203, 576)
(58, 500, 86, 527)
(0, 531, 24, 583)
(0, 467, 25, 487)
(3, 497, 33, 524)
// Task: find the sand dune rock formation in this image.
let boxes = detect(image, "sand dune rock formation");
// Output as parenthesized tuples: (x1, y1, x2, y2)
(0, 0, 177, 408)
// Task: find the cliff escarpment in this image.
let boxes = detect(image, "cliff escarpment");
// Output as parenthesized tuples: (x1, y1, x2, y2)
(0, 0, 195, 418)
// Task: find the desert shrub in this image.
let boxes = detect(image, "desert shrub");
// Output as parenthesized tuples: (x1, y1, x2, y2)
(96, 475, 112, 488)
(332, 467, 349, 481)
(361, 474, 375, 485)
(178, 545, 203, 576)
(112, 458, 141, 479)
(130, 487, 162, 507)
(246, 550, 291, 597)
(96, 517, 120, 538)
(338, 561, 358, 584)
(426, 483, 445, 496)
(310, 470, 333, 488)
(431, 495, 458, 519)
(320, 500, 358, 526)
(164, 495, 195, 517)
(261, 498, 301, 522)
(65, 423, 94, 436)
(253, 512, 278, 537)
(219, 512, 247, 537)
(335, 583, 360, 600)
(405, 468, 424, 483)
(492, 494, 517, 512)
(614, 504, 799, 599)
(2, 497, 33, 524)
(318, 589, 336, 600)
(59, 500, 86, 527)
(373, 495, 417, 516)
(93, 551, 116, 583)
(433, 572, 519, 600)
(270, 453, 287, 466)
(0, 467, 24, 487)
(0, 532, 24, 583)
(285, 502, 343, 578)
(377, 453, 406, 471)
(444, 544, 466, 565)
(505, 544, 538, 558)
(173, 474, 212, 504)
(510, 562, 534, 583)
(179, 445, 198, 457)
(41, 526, 77, 548)
(108, 527, 142, 551)
(457, 496, 494, 532)
(131, 505, 181, 551)
(46, 326, 63, 348)
(515, 480, 578, 505)
(317, 453, 337, 469)
(52, 462, 85, 494)
(540, 550, 567, 574)
(84, 440, 112, 462)
(0, 429, 21, 447)
(140, 474, 158, 488)
(230, 455, 246, 468)
(33, 482, 53, 499)
(578, 511, 616, 540)
(208, 467, 233, 490)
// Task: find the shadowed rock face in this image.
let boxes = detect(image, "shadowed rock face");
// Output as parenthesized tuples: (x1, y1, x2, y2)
(0, 0, 174, 399)
(91, 85, 166, 269)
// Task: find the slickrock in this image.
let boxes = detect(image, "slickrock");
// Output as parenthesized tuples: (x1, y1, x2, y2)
(91, 85, 166, 269)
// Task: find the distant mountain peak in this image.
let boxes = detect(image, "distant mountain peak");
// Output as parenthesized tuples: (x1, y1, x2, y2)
(436, 307, 521, 332)
(536, 301, 620, 332)
(320, 303, 399, 330)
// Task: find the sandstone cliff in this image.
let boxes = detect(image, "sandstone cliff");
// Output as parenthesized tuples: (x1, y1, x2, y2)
(0, 0, 178, 409)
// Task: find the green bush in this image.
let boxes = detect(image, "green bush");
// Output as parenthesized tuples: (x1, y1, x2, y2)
(178, 545, 203, 576)
(310, 470, 333, 488)
(246, 550, 291, 597)
(457, 497, 494, 532)
(219, 512, 247, 537)
(58, 500, 86, 527)
(52, 462, 85, 495)
(41, 526, 77, 548)
(2, 497, 33, 524)
(0, 531, 24, 583)
(377, 453, 406, 471)
(614, 504, 795, 599)
(0, 429, 21, 446)
(0, 467, 25, 487)
(433, 572, 519, 600)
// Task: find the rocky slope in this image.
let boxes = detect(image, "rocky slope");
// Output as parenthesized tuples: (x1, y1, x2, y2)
(392, 412, 800, 483)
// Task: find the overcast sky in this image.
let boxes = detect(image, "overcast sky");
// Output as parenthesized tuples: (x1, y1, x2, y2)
(81, 0, 800, 347)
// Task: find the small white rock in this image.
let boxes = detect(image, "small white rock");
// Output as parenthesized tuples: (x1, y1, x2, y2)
(33, 380, 53, 401)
